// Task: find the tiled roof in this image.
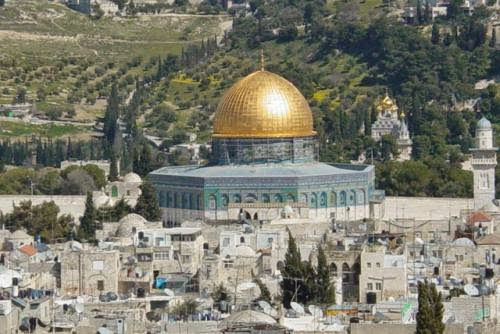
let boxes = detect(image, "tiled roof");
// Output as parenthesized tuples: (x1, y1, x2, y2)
(467, 211, 492, 225)
(476, 234, 500, 245)
(18, 244, 37, 257)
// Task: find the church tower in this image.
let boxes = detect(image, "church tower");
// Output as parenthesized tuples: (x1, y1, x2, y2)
(471, 117, 497, 209)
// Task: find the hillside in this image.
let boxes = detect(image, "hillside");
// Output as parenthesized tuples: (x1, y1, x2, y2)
(0, 0, 230, 137)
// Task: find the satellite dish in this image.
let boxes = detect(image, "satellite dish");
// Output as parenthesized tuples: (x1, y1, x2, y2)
(290, 302, 305, 315)
(308, 305, 323, 318)
(74, 303, 84, 314)
(258, 300, 278, 317)
(164, 289, 175, 297)
(464, 284, 479, 296)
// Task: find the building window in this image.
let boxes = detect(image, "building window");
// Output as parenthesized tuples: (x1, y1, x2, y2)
(376, 283, 382, 290)
(367, 283, 373, 290)
(93, 260, 104, 270)
(223, 238, 230, 247)
(97, 280, 104, 291)
(181, 255, 191, 263)
(376, 262, 380, 268)
(367, 262, 371, 268)
(240, 236, 245, 243)
(154, 252, 169, 260)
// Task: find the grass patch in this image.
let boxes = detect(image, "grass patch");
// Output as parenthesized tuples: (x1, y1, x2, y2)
(0, 120, 86, 138)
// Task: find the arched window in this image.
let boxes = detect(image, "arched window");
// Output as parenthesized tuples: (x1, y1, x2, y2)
(182, 193, 189, 209)
(262, 194, 270, 203)
(221, 195, 229, 208)
(166, 192, 172, 208)
(189, 193, 194, 210)
(358, 189, 366, 205)
(209, 195, 217, 210)
(159, 191, 165, 207)
(349, 190, 356, 205)
(320, 192, 327, 208)
(287, 193, 295, 202)
(300, 193, 308, 204)
(274, 194, 283, 203)
(311, 193, 318, 208)
(240, 236, 245, 243)
(339, 191, 346, 206)
(233, 194, 242, 203)
(111, 185, 118, 198)
(330, 263, 337, 276)
(342, 262, 350, 282)
(245, 194, 258, 203)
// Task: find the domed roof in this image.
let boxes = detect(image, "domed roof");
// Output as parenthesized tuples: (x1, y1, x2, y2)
(477, 117, 492, 130)
(115, 213, 147, 238)
(213, 70, 316, 139)
(123, 172, 142, 183)
(219, 310, 276, 329)
(233, 245, 256, 257)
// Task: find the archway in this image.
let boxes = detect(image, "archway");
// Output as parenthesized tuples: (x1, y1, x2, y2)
(245, 211, 252, 220)
(253, 212, 258, 220)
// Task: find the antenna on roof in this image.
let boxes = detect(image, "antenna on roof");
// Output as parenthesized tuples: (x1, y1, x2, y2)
(260, 49, 265, 71)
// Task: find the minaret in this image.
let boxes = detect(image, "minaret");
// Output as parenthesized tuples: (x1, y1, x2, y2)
(471, 117, 497, 209)
(397, 113, 412, 161)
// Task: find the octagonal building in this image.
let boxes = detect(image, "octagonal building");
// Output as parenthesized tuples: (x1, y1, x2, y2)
(149, 69, 384, 224)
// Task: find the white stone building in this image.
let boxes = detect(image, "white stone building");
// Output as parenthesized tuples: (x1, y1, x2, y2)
(470, 117, 497, 210)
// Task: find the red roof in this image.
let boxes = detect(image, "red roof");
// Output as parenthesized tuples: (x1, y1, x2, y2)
(467, 211, 492, 226)
(18, 244, 37, 257)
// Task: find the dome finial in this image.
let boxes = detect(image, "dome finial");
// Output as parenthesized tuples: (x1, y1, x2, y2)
(260, 49, 265, 71)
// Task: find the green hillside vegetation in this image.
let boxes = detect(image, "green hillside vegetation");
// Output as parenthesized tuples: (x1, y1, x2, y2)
(0, 0, 228, 125)
(131, 0, 498, 197)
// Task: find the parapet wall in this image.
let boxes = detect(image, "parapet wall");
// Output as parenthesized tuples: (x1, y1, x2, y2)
(0, 195, 86, 220)
(384, 196, 474, 221)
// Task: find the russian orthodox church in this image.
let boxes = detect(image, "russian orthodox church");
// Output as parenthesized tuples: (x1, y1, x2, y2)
(371, 93, 413, 161)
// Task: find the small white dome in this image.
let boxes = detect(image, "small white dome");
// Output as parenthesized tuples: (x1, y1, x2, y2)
(115, 213, 147, 238)
(123, 172, 142, 183)
(233, 245, 256, 257)
(477, 117, 492, 130)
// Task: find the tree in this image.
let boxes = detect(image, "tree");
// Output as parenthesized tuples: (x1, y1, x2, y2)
(212, 283, 231, 304)
(490, 27, 497, 48)
(13, 87, 26, 104)
(135, 180, 161, 221)
(431, 23, 440, 45)
(109, 153, 119, 182)
(281, 229, 315, 307)
(316, 245, 336, 304)
(416, 281, 433, 334)
(254, 276, 272, 304)
(78, 192, 97, 241)
(416, 0, 422, 25)
(423, 1, 431, 23)
(103, 84, 120, 145)
(416, 281, 444, 334)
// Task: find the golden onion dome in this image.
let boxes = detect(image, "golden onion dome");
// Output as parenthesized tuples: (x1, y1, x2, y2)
(376, 93, 398, 113)
(213, 70, 316, 138)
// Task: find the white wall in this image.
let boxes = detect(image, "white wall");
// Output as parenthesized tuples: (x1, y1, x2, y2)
(383, 196, 474, 221)
(0, 195, 86, 220)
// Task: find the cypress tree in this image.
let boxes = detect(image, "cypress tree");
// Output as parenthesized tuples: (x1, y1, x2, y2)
(416, 0, 422, 25)
(103, 84, 119, 145)
(316, 245, 336, 304)
(109, 153, 119, 181)
(431, 23, 440, 45)
(416, 281, 436, 334)
(424, 1, 431, 23)
(135, 180, 161, 221)
(78, 192, 97, 241)
(281, 230, 305, 307)
(490, 28, 496, 48)
(429, 283, 445, 334)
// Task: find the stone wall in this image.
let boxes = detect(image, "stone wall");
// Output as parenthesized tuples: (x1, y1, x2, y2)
(350, 323, 464, 334)
(0, 195, 86, 219)
(383, 196, 474, 221)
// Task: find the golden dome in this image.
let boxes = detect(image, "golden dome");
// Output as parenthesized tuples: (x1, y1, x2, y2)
(376, 93, 398, 113)
(213, 70, 316, 138)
